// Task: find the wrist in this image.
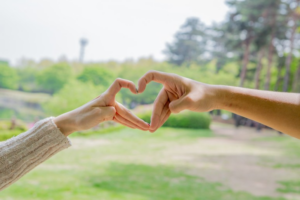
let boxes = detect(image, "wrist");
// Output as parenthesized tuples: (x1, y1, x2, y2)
(53, 112, 78, 136)
(208, 85, 229, 110)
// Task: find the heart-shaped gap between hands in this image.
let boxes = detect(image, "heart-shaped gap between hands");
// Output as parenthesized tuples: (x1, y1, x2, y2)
(98, 78, 150, 131)
(104, 72, 186, 133)
(103, 70, 206, 133)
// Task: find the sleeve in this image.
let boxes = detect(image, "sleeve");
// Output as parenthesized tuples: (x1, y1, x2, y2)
(0, 117, 71, 191)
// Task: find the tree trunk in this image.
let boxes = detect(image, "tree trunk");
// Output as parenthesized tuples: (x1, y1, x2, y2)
(292, 62, 300, 92)
(264, 29, 275, 90)
(274, 64, 283, 91)
(283, 26, 296, 92)
(254, 50, 264, 89)
(283, 1, 299, 92)
(239, 39, 251, 87)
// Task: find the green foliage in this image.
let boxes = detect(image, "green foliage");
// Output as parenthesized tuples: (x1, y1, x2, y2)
(16, 66, 38, 92)
(164, 112, 211, 129)
(43, 80, 105, 116)
(0, 120, 27, 141)
(164, 18, 207, 66)
(0, 130, 23, 141)
(121, 82, 162, 106)
(36, 64, 73, 94)
(77, 66, 114, 87)
(0, 64, 19, 89)
(0, 120, 27, 131)
(139, 111, 211, 129)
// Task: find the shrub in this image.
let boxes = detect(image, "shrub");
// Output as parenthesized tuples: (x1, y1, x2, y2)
(0, 130, 23, 141)
(0, 120, 27, 131)
(0, 120, 27, 141)
(139, 111, 211, 129)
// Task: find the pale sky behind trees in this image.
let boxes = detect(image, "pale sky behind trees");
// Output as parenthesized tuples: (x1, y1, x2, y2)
(0, 0, 228, 65)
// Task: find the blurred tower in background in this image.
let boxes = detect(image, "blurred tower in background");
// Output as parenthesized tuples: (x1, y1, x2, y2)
(79, 38, 88, 63)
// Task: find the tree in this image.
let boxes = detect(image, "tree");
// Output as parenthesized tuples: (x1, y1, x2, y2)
(16, 66, 38, 92)
(226, 0, 273, 87)
(43, 80, 104, 116)
(36, 64, 72, 94)
(283, 0, 300, 91)
(77, 66, 113, 87)
(0, 64, 18, 90)
(164, 17, 207, 66)
(263, 0, 282, 90)
(254, 49, 265, 89)
(209, 22, 240, 73)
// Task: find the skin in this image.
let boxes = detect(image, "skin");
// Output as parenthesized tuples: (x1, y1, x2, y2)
(54, 78, 149, 136)
(138, 70, 300, 139)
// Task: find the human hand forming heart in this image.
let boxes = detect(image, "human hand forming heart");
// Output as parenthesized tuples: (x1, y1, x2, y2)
(138, 70, 218, 132)
(54, 78, 150, 136)
(54, 70, 220, 135)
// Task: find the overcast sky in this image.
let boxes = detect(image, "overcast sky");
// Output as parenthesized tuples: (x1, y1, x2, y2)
(0, 0, 228, 65)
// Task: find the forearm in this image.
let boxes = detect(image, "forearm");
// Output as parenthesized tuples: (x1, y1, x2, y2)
(215, 85, 300, 138)
(53, 111, 77, 136)
(0, 118, 71, 191)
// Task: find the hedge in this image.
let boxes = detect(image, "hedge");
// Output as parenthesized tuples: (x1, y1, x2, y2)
(139, 111, 211, 129)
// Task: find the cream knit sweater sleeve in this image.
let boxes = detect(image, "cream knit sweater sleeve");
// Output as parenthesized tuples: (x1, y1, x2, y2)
(0, 117, 71, 191)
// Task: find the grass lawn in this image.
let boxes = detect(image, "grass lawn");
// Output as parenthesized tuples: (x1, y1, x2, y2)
(0, 127, 293, 200)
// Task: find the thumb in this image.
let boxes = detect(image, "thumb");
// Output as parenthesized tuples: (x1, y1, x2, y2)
(100, 106, 116, 121)
(169, 96, 189, 113)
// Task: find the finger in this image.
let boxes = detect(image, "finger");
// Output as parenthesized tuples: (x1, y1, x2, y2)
(115, 102, 150, 130)
(150, 102, 170, 132)
(114, 114, 148, 131)
(150, 88, 168, 130)
(138, 70, 170, 93)
(169, 96, 189, 113)
(151, 110, 171, 133)
(160, 110, 171, 128)
(107, 78, 137, 96)
(114, 116, 136, 129)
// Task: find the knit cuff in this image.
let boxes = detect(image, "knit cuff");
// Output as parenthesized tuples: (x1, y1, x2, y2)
(0, 117, 72, 191)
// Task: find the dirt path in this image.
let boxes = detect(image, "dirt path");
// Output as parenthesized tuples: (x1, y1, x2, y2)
(163, 124, 300, 199)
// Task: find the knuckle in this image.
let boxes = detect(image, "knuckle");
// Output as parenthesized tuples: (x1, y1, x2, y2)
(147, 70, 155, 74)
(146, 70, 156, 77)
(115, 78, 122, 83)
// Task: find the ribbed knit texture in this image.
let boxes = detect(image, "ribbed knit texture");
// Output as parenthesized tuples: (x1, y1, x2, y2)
(0, 117, 71, 191)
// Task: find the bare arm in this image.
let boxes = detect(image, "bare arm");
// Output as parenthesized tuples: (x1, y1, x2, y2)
(216, 86, 300, 138)
(138, 70, 300, 139)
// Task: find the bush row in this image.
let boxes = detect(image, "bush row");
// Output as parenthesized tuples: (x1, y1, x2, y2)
(139, 111, 211, 129)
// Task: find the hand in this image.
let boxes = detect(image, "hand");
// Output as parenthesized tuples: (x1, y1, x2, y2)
(54, 78, 149, 136)
(138, 70, 218, 132)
